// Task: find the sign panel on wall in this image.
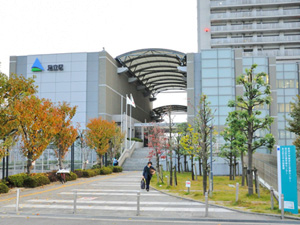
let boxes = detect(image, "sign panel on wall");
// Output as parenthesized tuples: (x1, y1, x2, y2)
(277, 145, 298, 214)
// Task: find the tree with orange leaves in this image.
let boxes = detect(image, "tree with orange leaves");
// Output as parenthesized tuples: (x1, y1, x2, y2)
(86, 117, 116, 167)
(52, 102, 78, 169)
(13, 96, 62, 174)
(0, 73, 37, 159)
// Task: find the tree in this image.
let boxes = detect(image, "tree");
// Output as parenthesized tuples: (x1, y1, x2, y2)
(13, 96, 62, 174)
(76, 129, 92, 170)
(220, 112, 247, 181)
(194, 95, 215, 194)
(109, 125, 125, 162)
(180, 124, 199, 181)
(174, 123, 188, 173)
(228, 64, 275, 195)
(86, 117, 116, 167)
(52, 102, 78, 170)
(286, 95, 300, 158)
(147, 123, 167, 183)
(0, 73, 37, 159)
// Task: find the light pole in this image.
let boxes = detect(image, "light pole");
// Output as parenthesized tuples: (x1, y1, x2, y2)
(209, 125, 213, 192)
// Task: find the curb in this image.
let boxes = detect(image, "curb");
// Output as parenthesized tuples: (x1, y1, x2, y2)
(150, 185, 300, 221)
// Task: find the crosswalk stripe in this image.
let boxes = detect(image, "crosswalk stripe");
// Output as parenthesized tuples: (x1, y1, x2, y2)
(5, 204, 231, 212)
(60, 192, 163, 196)
(27, 199, 204, 206)
(72, 189, 158, 193)
(91, 184, 139, 187)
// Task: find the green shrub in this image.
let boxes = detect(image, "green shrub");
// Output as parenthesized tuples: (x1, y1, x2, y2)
(66, 172, 77, 181)
(24, 176, 38, 188)
(82, 169, 97, 178)
(91, 164, 101, 169)
(100, 167, 112, 175)
(74, 169, 83, 178)
(7, 173, 27, 187)
(127, 137, 143, 142)
(0, 183, 9, 193)
(34, 174, 50, 186)
(92, 169, 100, 175)
(112, 166, 123, 172)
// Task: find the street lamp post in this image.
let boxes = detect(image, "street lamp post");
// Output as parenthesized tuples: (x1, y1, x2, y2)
(210, 126, 213, 192)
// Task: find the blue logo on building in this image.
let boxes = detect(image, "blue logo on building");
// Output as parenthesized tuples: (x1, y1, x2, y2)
(31, 58, 44, 72)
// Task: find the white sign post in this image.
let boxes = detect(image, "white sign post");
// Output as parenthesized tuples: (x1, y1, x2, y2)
(186, 180, 191, 193)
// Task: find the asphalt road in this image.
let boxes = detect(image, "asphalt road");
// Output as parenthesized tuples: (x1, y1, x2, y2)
(0, 171, 299, 225)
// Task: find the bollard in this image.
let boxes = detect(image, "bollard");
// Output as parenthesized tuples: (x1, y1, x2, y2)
(16, 189, 20, 213)
(205, 192, 208, 217)
(73, 190, 77, 214)
(235, 183, 239, 202)
(281, 194, 284, 220)
(136, 191, 140, 216)
(270, 186, 274, 210)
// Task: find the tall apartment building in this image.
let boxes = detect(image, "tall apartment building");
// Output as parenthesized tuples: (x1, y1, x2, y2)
(198, 0, 300, 61)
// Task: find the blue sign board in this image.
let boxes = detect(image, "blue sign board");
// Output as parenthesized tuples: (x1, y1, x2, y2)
(277, 145, 298, 214)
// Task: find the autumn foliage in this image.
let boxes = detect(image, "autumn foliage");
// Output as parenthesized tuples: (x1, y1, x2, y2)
(52, 102, 78, 169)
(86, 117, 116, 167)
(13, 96, 63, 174)
(0, 73, 37, 159)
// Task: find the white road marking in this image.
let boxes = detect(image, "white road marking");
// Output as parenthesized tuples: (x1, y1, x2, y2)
(5, 204, 232, 212)
(72, 189, 159, 193)
(27, 199, 205, 206)
(91, 184, 139, 187)
(60, 192, 163, 196)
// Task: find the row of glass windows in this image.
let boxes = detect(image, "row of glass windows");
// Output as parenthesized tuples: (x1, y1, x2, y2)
(202, 68, 234, 78)
(201, 49, 233, 59)
(243, 57, 268, 66)
(276, 79, 298, 89)
(276, 72, 298, 80)
(279, 130, 295, 139)
(202, 78, 234, 86)
(202, 59, 233, 68)
(276, 64, 298, 72)
(278, 103, 291, 113)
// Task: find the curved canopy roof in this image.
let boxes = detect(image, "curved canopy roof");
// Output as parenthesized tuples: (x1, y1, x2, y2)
(116, 49, 187, 96)
(151, 105, 187, 121)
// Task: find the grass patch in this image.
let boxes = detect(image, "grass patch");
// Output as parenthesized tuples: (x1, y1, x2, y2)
(151, 171, 299, 217)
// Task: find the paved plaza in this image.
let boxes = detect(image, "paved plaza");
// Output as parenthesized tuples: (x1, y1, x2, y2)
(0, 171, 299, 225)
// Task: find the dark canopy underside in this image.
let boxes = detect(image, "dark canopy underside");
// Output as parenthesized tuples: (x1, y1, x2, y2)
(116, 49, 187, 96)
(151, 105, 187, 121)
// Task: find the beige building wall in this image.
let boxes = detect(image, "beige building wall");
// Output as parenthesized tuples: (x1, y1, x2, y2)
(98, 50, 152, 123)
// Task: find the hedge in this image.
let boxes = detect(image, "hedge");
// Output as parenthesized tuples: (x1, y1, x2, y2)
(112, 166, 123, 172)
(7, 173, 27, 187)
(66, 172, 77, 181)
(100, 167, 112, 175)
(0, 183, 9, 193)
(34, 173, 50, 186)
(24, 176, 38, 188)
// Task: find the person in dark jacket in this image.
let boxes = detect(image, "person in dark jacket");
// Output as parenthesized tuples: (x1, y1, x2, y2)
(142, 161, 156, 192)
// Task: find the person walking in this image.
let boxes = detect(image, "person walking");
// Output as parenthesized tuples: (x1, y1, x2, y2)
(142, 161, 156, 192)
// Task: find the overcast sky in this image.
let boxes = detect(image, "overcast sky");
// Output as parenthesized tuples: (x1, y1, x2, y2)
(0, 0, 197, 121)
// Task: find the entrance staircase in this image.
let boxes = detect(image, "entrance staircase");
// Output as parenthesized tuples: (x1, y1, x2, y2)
(122, 147, 156, 171)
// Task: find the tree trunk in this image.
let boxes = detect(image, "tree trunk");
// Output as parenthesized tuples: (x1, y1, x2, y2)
(177, 153, 180, 173)
(202, 160, 208, 195)
(27, 152, 33, 174)
(229, 155, 232, 180)
(247, 148, 253, 195)
(191, 156, 194, 180)
(170, 150, 173, 186)
(184, 155, 187, 172)
(198, 158, 202, 176)
(233, 156, 236, 180)
(241, 151, 245, 186)
(58, 148, 64, 170)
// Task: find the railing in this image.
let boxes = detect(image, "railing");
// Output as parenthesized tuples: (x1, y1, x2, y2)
(211, 9, 300, 19)
(210, 0, 300, 7)
(211, 22, 300, 32)
(211, 35, 300, 44)
(118, 141, 137, 167)
(243, 49, 300, 57)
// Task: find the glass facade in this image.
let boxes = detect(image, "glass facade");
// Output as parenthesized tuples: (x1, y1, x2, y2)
(276, 63, 299, 146)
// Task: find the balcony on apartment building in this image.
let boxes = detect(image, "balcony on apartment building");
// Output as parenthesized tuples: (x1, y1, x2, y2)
(211, 35, 300, 46)
(211, 22, 300, 34)
(210, 0, 300, 9)
(242, 49, 300, 58)
(211, 8, 300, 22)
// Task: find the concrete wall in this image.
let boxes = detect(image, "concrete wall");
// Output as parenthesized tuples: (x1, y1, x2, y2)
(98, 50, 152, 123)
